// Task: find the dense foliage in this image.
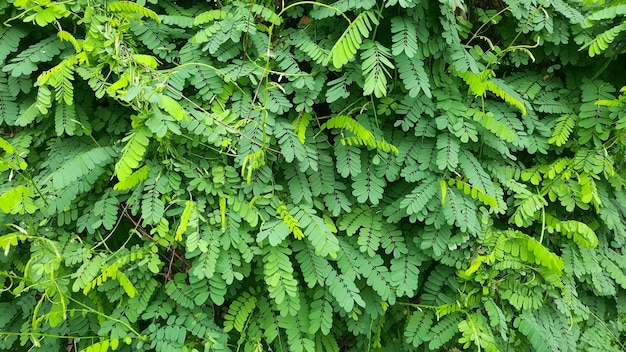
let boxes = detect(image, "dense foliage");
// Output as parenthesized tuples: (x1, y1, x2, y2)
(1, 0, 626, 350)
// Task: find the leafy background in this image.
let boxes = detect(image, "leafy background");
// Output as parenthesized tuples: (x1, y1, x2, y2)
(1, 0, 626, 351)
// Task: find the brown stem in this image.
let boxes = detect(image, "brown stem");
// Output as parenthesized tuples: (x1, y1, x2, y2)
(119, 205, 190, 273)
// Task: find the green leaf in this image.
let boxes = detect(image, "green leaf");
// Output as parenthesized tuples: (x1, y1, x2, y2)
(435, 133, 460, 171)
(351, 165, 385, 205)
(158, 94, 187, 121)
(308, 289, 333, 335)
(175, 200, 194, 241)
(107, 1, 161, 23)
(390, 254, 420, 297)
(335, 143, 361, 178)
(2, 37, 65, 77)
(224, 291, 257, 332)
(0, 232, 20, 256)
(48, 146, 116, 189)
(116, 271, 137, 298)
(390, 16, 419, 58)
(459, 149, 496, 198)
(400, 176, 439, 215)
(294, 241, 333, 288)
(470, 109, 516, 143)
(258, 220, 291, 246)
(405, 310, 434, 347)
(325, 270, 365, 312)
(329, 11, 379, 69)
(0, 27, 28, 65)
(584, 22, 626, 56)
(0, 185, 37, 214)
(396, 53, 431, 98)
(115, 127, 151, 182)
(427, 314, 460, 349)
(548, 114, 576, 146)
(262, 244, 300, 316)
(543, 214, 598, 248)
(458, 70, 527, 115)
(276, 121, 318, 172)
(294, 206, 340, 259)
(113, 165, 150, 190)
(361, 40, 394, 98)
(458, 313, 498, 351)
(193, 9, 228, 25)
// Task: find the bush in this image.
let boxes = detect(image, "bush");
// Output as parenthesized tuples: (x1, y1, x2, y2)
(1, 0, 625, 351)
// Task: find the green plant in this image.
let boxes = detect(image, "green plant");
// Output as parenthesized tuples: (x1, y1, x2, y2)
(0, 0, 625, 351)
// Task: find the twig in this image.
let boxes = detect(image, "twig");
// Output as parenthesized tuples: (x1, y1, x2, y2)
(119, 205, 190, 271)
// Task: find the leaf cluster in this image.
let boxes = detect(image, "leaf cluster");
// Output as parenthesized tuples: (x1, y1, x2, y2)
(0, 0, 625, 351)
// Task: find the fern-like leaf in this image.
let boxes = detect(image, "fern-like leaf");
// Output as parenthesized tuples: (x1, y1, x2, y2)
(495, 230, 565, 276)
(293, 113, 312, 144)
(47, 146, 116, 189)
(551, 0, 585, 24)
(329, 11, 379, 69)
(308, 290, 333, 335)
(325, 270, 365, 312)
(583, 22, 626, 57)
(396, 53, 431, 98)
(458, 312, 498, 351)
(405, 309, 434, 347)
(115, 127, 151, 182)
(600, 256, 626, 290)
(400, 175, 439, 215)
(113, 165, 150, 190)
(484, 299, 508, 340)
(355, 251, 395, 303)
(0, 73, 19, 126)
(79, 253, 141, 298)
(291, 32, 330, 66)
(54, 103, 77, 136)
(193, 9, 228, 25)
(361, 40, 394, 98)
(488, 80, 527, 115)
(459, 70, 527, 115)
(459, 149, 496, 198)
(258, 220, 290, 246)
(248, 3, 283, 26)
(543, 214, 598, 248)
(513, 311, 554, 351)
(470, 108, 516, 143)
(428, 313, 461, 349)
(262, 244, 301, 316)
(323, 115, 398, 154)
(130, 21, 179, 60)
(0, 26, 28, 65)
(390, 254, 420, 297)
(223, 291, 257, 332)
(293, 241, 333, 289)
(2, 37, 65, 77)
(174, 200, 194, 242)
(294, 206, 340, 258)
(107, 1, 161, 23)
(277, 204, 305, 240)
(324, 115, 373, 140)
(390, 16, 418, 58)
(352, 165, 385, 205)
(436, 133, 460, 171)
(548, 114, 576, 146)
(583, 4, 626, 27)
(37, 58, 75, 105)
